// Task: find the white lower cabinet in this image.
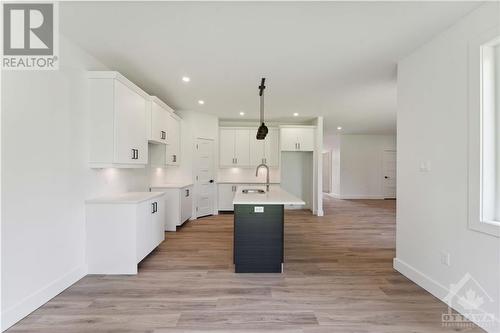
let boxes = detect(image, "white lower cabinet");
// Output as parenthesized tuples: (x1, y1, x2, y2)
(151, 184, 193, 231)
(218, 184, 237, 211)
(86, 192, 165, 275)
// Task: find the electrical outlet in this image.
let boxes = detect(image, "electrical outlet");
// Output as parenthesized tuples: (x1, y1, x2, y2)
(419, 161, 431, 172)
(440, 251, 451, 266)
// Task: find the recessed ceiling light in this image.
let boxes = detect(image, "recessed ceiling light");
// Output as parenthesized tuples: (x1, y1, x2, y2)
(182, 76, 190, 82)
(293, 113, 299, 117)
(239, 111, 245, 116)
(337, 126, 343, 130)
(198, 100, 205, 105)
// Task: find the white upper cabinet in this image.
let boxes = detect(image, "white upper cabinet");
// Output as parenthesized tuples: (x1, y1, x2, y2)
(220, 128, 236, 167)
(165, 113, 181, 166)
(280, 126, 315, 152)
(89, 71, 148, 168)
(250, 127, 279, 167)
(219, 128, 250, 167)
(234, 129, 250, 166)
(220, 127, 279, 168)
(146, 96, 170, 144)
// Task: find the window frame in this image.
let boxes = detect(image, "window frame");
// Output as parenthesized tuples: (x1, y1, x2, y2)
(468, 25, 500, 237)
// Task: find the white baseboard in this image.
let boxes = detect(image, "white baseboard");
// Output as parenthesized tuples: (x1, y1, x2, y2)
(340, 194, 386, 199)
(1, 265, 87, 332)
(394, 258, 499, 333)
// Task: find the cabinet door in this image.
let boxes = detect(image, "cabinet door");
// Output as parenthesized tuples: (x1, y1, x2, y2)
(180, 186, 193, 223)
(234, 129, 250, 166)
(218, 184, 236, 211)
(219, 129, 235, 167)
(114, 80, 147, 164)
(264, 128, 280, 167)
(280, 128, 299, 151)
(151, 101, 167, 144)
(166, 115, 181, 165)
(250, 129, 265, 166)
(297, 128, 315, 151)
(151, 199, 165, 248)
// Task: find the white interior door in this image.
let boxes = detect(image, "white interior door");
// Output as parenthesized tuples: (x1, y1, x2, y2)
(383, 150, 397, 199)
(195, 138, 215, 218)
(322, 151, 332, 193)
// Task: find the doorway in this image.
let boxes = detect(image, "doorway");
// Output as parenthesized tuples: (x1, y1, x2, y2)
(195, 138, 215, 218)
(382, 150, 397, 199)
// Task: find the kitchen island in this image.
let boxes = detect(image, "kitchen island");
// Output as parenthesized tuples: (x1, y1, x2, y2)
(233, 186, 305, 273)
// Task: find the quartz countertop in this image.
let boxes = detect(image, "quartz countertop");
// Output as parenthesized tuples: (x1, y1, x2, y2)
(150, 183, 193, 189)
(85, 192, 165, 204)
(232, 186, 305, 205)
(218, 181, 280, 184)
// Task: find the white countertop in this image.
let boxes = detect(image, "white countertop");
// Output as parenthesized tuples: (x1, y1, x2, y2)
(85, 192, 165, 204)
(218, 181, 280, 184)
(233, 186, 305, 205)
(151, 183, 193, 189)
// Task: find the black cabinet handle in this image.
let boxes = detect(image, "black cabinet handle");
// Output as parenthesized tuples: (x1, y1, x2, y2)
(135, 149, 139, 160)
(186, 189, 189, 197)
(151, 202, 158, 213)
(173, 154, 177, 162)
(209, 179, 214, 183)
(131, 148, 136, 159)
(161, 131, 166, 140)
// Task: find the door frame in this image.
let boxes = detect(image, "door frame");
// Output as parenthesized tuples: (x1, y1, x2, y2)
(194, 137, 216, 218)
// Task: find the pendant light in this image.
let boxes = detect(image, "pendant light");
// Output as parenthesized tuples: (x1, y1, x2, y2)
(256, 78, 268, 140)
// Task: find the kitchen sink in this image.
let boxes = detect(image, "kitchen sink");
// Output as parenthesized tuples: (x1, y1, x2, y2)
(242, 189, 266, 194)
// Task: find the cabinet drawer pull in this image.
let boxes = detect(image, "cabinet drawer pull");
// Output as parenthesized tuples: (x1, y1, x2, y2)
(131, 148, 136, 159)
(173, 154, 177, 162)
(161, 131, 166, 140)
(135, 149, 139, 160)
(152, 202, 157, 214)
(186, 189, 189, 197)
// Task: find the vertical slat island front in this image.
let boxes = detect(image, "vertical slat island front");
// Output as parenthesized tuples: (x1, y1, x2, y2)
(232, 186, 305, 273)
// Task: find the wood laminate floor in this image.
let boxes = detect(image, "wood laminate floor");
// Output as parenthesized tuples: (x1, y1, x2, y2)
(7, 196, 482, 332)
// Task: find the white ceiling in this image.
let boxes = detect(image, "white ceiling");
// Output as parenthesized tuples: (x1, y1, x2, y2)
(60, 1, 480, 135)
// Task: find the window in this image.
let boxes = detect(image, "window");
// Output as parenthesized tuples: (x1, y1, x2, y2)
(468, 28, 500, 237)
(480, 40, 500, 224)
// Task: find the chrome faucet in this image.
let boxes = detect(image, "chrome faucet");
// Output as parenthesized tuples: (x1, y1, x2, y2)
(255, 163, 270, 192)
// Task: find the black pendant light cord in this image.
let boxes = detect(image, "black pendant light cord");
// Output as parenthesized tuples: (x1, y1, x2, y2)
(259, 78, 266, 124)
(256, 78, 268, 140)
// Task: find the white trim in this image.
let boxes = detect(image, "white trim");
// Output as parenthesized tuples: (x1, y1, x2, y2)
(87, 71, 149, 99)
(1, 265, 86, 332)
(338, 194, 386, 200)
(394, 258, 499, 333)
(467, 25, 500, 237)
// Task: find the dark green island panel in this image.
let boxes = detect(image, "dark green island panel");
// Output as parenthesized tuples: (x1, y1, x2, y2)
(233, 204, 284, 273)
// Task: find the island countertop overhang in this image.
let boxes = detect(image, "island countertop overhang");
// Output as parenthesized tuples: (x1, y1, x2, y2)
(232, 186, 305, 205)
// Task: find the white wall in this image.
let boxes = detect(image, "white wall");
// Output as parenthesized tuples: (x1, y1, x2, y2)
(338, 135, 396, 199)
(396, 3, 500, 332)
(0, 36, 164, 331)
(281, 152, 313, 209)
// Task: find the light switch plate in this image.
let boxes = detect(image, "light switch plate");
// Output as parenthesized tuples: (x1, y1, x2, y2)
(254, 206, 264, 213)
